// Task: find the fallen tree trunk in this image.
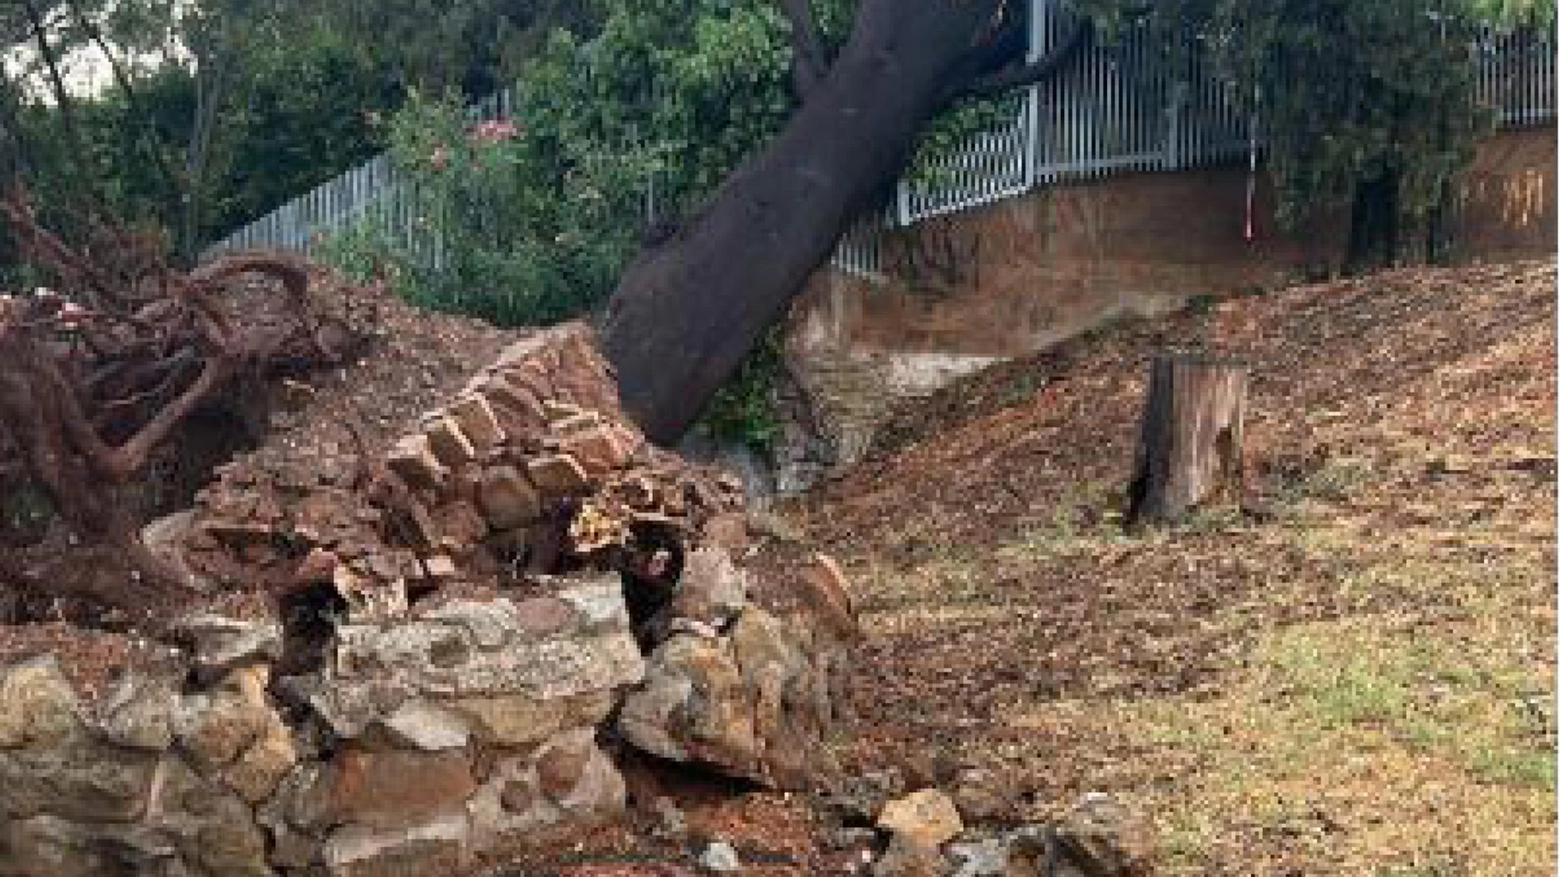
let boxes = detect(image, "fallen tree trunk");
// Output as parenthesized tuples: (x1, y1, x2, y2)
(600, 0, 1091, 444)
(1126, 353, 1250, 525)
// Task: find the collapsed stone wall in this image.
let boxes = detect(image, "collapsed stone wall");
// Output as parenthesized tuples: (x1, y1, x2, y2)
(0, 323, 858, 877)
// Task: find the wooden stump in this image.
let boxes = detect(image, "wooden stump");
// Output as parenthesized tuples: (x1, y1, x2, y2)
(1126, 353, 1250, 525)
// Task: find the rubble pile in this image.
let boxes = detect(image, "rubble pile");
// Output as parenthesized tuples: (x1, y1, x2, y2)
(0, 323, 858, 877)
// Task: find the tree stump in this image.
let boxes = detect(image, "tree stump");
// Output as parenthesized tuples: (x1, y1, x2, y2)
(1126, 353, 1250, 525)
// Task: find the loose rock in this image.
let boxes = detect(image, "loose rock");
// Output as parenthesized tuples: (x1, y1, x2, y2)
(878, 788, 964, 850)
(699, 840, 742, 873)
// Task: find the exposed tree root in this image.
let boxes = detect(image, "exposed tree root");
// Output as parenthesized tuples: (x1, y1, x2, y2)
(0, 185, 369, 620)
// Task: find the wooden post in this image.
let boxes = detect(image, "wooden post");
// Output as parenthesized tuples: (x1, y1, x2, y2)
(1126, 353, 1250, 525)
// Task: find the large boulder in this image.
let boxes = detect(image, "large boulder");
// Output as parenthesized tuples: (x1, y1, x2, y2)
(306, 582, 645, 740)
(618, 547, 853, 789)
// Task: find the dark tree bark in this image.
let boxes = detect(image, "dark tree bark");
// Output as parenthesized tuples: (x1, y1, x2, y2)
(599, 0, 1091, 445)
(1346, 168, 1403, 273)
(1126, 353, 1249, 525)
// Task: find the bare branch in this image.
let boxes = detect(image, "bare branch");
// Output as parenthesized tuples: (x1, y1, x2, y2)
(955, 13, 1092, 101)
(17, 0, 85, 176)
(62, 0, 186, 211)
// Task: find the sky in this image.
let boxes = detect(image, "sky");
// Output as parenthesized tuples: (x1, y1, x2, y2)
(3, 1, 189, 103)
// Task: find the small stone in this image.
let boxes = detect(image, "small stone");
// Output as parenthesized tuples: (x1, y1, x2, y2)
(323, 809, 470, 877)
(334, 564, 409, 620)
(528, 453, 589, 496)
(950, 769, 1011, 825)
(0, 657, 81, 748)
(324, 748, 478, 829)
(618, 635, 759, 780)
(386, 433, 448, 490)
(223, 722, 297, 802)
(535, 733, 593, 802)
(878, 789, 964, 851)
(476, 465, 542, 530)
(0, 740, 161, 823)
(873, 833, 948, 877)
(542, 400, 588, 422)
(557, 577, 631, 632)
(424, 416, 478, 469)
(446, 393, 506, 452)
(425, 555, 459, 578)
(548, 411, 605, 437)
(826, 826, 879, 851)
(558, 423, 641, 475)
(498, 779, 536, 813)
(670, 546, 747, 625)
(477, 375, 546, 435)
(948, 837, 1008, 877)
(94, 671, 178, 751)
(171, 615, 281, 682)
(175, 687, 271, 771)
(296, 546, 340, 583)
(699, 840, 742, 873)
(615, 671, 694, 762)
(448, 689, 613, 748)
(651, 795, 687, 839)
(381, 700, 471, 751)
(433, 499, 489, 550)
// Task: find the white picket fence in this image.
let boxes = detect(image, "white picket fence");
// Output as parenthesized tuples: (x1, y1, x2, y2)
(204, 91, 518, 263)
(837, 6, 1556, 276)
(204, 6, 1555, 276)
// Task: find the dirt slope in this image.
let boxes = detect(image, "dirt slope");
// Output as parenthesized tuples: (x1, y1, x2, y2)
(782, 259, 1556, 876)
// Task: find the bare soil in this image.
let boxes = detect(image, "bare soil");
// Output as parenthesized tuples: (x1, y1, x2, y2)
(3, 258, 1551, 876)
(780, 258, 1557, 876)
(480, 259, 1557, 876)
(0, 276, 529, 687)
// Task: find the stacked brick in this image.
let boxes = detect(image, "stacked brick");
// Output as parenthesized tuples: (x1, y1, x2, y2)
(185, 321, 746, 614)
(0, 322, 862, 876)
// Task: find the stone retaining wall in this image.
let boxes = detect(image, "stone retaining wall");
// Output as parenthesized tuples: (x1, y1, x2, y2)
(0, 579, 636, 877)
(1, 323, 858, 876)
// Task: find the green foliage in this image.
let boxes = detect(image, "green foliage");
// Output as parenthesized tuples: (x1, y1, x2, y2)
(320, 0, 1048, 448)
(1149, 0, 1553, 264)
(697, 328, 785, 451)
(321, 0, 806, 447)
(1, 0, 402, 263)
(361, 86, 656, 324)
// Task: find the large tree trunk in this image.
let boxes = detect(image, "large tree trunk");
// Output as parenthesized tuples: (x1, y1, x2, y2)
(600, 0, 1088, 444)
(1126, 353, 1249, 525)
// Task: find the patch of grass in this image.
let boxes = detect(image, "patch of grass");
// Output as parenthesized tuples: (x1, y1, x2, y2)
(1465, 746, 1556, 788)
(1172, 503, 1250, 535)
(1253, 626, 1415, 729)
(1372, 855, 1472, 877)
(994, 482, 1141, 561)
(1088, 607, 1556, 876)
(1274, 455, 1375, 507)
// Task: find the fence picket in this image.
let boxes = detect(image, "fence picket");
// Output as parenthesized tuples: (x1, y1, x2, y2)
(201, 26, 1553, 281)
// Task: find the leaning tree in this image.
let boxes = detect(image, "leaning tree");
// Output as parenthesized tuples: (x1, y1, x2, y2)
(593, 0, 1555, 442)
(598, 0, 1092, 445)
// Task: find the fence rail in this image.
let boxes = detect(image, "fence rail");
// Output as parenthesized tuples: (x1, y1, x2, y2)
(204, 8, 1555, 277)
(204, 92, 518, 263)
(833, 13, 1554, 277)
